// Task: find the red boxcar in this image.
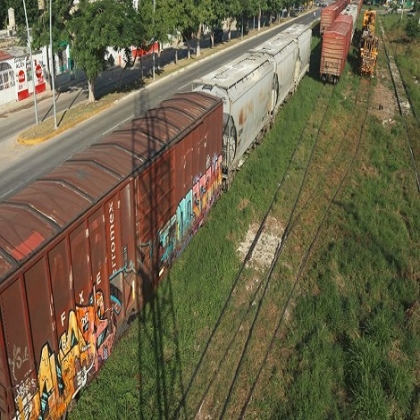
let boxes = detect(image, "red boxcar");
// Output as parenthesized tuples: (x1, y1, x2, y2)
(320, 0, 348, 35)
(320, 14, 353, 83)
(0, 91, 223, 419)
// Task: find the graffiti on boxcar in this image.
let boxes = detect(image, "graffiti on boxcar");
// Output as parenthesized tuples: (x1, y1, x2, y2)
(158, 215, 177, 275)
(57, 309, 95, 408)
(138, 153, 222, 277)
(191, 153, 222, 226)
(176, 191, 193, 241)
(8, 345, 29, 382)
(109, 262, 136, 317)
(193, 182, 201, 221)
(172, 152, 222, 259)
(13, 376, 38, 420)
(13, 291, 117, 420)
(107, 199, 136, 318)
(36, 343, 63, 419)
(108, 201, 119, 275)
(94, 289, 116, 367)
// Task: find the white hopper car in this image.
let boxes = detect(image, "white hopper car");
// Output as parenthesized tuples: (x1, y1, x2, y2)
(192, 23, 312, 188)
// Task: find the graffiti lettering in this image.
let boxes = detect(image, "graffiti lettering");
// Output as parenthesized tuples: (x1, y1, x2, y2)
(80, 313, 89, 330)
(96, 271, 101, 285)
(8, 345, 29, 382)
(61, 311, 66, 327)
(108, 201, 117, 273)
(14, 392, 33, 420)
(79, 290, 84, 304)
(14, 377, 37, 404)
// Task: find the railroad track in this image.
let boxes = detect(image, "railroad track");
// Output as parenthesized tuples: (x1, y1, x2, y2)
(378, 19, 420, 192)
(378, 21, 412, 118)
(171, 76, 373, 419)
(234, 76, 372, 418)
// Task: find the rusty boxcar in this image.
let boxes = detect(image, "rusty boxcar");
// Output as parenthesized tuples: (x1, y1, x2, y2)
(0, 91, 223, 420)
(320, 14, 353, 84)
(320, 0, 349, 35)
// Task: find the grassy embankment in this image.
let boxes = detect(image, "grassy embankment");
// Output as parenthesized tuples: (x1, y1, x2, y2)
(69, 14, 420, 420)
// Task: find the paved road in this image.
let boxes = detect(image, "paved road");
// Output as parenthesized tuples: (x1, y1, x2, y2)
(0, 12, 320, 199)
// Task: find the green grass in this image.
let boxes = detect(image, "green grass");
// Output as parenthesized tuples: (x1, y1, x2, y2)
(381, 13, 420, 120)
(69, 21, 420, 420)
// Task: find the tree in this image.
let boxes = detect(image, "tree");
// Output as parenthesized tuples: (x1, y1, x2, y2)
(4, 0, 44, 46)
(31, 0, 74, 87)
(219, 0, 242, 41)
(5, 0, 40, 29)
(192, 0, 215, 56)
(173, 0, 202, 58)
(0, 7, 8, 29)
(243, 0, 270, 31)
(67, 0, 137, 102)
(129, 0, 178, 74)
(206, 0, 228, 48)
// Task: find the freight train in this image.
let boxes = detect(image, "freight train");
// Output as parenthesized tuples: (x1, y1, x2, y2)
(0, 23, 312, 420)
(320, 0, 349, 35)
(193, 23, 311, 188)
(320, 0, 363, 83)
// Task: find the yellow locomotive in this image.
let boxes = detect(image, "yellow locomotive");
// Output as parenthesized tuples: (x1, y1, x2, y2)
(360, 10, 379, 76)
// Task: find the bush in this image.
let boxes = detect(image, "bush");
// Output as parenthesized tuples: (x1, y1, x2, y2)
(405, 17, 420, 39)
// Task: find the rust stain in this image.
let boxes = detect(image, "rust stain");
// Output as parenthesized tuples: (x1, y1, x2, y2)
(239, 107, 245, 126)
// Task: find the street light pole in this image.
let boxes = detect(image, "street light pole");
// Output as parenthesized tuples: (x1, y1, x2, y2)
(22, 0, 39, 125)
(49, 0, 57, 129)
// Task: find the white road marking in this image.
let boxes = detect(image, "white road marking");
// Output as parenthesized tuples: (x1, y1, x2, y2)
(102, 115, 134, 135)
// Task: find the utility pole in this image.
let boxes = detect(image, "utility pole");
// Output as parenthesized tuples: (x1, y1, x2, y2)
(50, 0, 57, 129)
(23, 0, 39, 125)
